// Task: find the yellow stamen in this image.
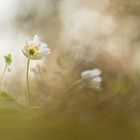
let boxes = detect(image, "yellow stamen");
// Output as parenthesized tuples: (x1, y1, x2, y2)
(25, 44, 39, 58)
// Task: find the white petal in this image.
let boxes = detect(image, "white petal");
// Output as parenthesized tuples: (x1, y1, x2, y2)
(33, 35, 40, 44)
(81, 68, 102, 80)
(39, 43, 50, 56)
(92, 77, 102, 83)
(88, 80, 102, 90)
(40, 48, 50, 55)
(27, 40, 34, 45)
(81, 70, 93, 80)
(22, 49, 29, 58)
(91, 69, 102, 77)
(40, 42, 47, 48)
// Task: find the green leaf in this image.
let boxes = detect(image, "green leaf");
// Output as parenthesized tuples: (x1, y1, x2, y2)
(4, 54, 12, 65)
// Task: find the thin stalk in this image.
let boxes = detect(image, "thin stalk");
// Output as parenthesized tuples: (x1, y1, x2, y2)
(61, 79, 81, 97)
(26, 58, 31, 105)
(52, 79, 82, 108)
(0, 64, 7, 92)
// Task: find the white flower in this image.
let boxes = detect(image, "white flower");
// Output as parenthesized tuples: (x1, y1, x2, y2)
(81, 69, 102, 90)
(22, 35, 50, 60)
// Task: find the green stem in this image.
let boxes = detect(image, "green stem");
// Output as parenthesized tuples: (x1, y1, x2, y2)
(61, 79, 81, 96)
(0, 64, 7, 92)
(26, 58, 31, 105)
(53, 79, 82, 106)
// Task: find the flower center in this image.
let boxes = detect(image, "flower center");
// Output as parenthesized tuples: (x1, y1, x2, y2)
(25, 44, 39, 57)
(29, 48, 35, 55)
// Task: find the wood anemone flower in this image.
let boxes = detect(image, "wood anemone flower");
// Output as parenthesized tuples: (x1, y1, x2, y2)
(22, 35, 50, 60)
(81, 68, 102, 90)
(22, 35, 51, 106)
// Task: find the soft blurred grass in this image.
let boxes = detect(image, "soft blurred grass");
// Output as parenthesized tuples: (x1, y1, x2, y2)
(4, 56, 140, 140)
(18, 71, 139, 140)
(0, 71, 140, 140)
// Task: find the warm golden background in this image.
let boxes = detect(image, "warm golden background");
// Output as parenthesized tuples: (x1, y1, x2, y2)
(0, 0, 140, 140)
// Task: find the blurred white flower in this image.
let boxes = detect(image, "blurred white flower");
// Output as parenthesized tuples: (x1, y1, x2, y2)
(22, 35, 50, 60)
(60, 69, 102, 97)
(81, 69, 102, 90)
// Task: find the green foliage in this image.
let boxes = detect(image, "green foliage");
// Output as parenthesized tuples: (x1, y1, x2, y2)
(109, 78, 130, 94)
(0, 91, 13, 101)
(4, 54, 12, 65)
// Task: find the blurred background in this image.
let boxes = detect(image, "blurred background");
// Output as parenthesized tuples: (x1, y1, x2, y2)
(0, 0, 140, 140)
